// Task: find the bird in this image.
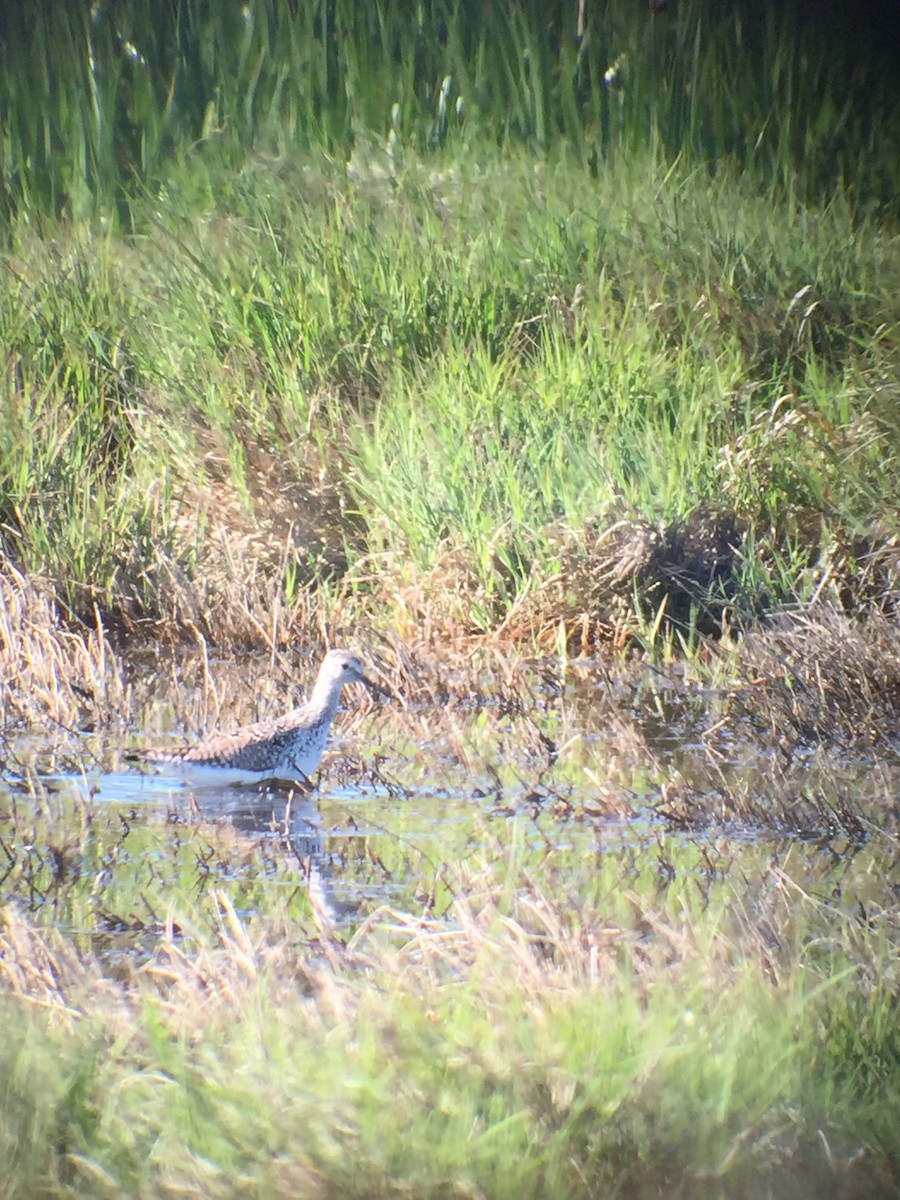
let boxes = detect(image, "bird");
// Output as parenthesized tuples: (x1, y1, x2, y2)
(135, 648, 390, 788)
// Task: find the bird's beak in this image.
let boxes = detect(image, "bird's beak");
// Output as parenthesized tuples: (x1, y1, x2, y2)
(361, 673, 396, 701)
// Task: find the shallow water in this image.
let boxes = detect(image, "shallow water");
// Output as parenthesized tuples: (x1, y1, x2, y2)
(1, 652, 898, 939)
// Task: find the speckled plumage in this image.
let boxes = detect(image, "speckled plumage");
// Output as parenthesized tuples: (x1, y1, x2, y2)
(140, 649, 385, 787)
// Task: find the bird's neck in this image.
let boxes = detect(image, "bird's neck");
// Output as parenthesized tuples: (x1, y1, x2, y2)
(307, 678, 344, 719)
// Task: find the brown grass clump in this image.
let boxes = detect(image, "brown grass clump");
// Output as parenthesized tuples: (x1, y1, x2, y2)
(0, 560, 129, 731)
(732, 602, 900, 746)
(105, 438, 358, 651)
(368, 504, 749, 657)
(585, 504, 744, 634)
(172, 435, 366, 649)
(505, 504, 747, 652)
(822, 526, 900, 618)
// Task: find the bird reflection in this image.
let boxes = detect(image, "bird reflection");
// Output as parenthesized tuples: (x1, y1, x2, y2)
(187, 784, 324, 858)
(182, 783, 364, 927)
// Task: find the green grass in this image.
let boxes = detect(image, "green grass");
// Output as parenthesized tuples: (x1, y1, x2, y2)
(2, 2, 899, 641)
(1, 819, 897, 1199)
(2, 147, 897, 639)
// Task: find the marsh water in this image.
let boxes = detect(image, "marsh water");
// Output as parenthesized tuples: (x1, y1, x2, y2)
(2, 650, 897, 942)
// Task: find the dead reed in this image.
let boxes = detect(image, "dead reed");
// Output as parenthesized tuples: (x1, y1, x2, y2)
(0, 562, 128, 731)
(732, 602, 900, 746)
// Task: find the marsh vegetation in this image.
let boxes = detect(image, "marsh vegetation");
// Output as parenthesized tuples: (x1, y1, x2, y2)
(1, 1, 899, 1196)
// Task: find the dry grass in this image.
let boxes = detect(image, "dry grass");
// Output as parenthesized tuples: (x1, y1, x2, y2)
(157, 435, 365, 651)
(0, 853, 872, 1037)
(0, 562, 129, 731)
(731, 602, 900, 746)
(0, 906, 132, 1031)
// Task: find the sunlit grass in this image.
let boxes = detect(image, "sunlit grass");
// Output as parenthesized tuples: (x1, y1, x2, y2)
(0, 817, 897, 1199)
(2, 147, 898, 654)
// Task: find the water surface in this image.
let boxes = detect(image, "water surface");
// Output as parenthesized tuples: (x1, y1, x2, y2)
(1, 653, 897, 942)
